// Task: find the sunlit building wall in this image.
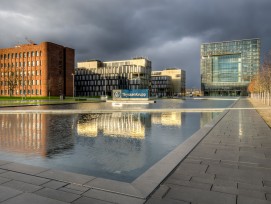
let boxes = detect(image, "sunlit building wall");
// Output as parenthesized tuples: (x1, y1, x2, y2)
(0, 42, 74, 97)
(75, 57, 152, 97)
(151, 68, 186, 97)
(201, 38, 260, 96)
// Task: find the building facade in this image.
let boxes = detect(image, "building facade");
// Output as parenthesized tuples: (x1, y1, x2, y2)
(201, 38, 260, 96)
(0, 42, 74, 97)
(75, 57, 151, 97)
(151, 68, 186, 97)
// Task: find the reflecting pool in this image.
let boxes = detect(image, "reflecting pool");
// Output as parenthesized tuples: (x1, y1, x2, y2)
(0, 98, 235, 182)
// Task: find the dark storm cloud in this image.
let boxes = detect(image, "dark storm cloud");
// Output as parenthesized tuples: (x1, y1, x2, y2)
(1, 0, 271, 87)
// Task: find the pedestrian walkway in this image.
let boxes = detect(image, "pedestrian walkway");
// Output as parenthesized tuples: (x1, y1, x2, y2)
(0, 98, 270, 204)
(146, 98, 271, 204)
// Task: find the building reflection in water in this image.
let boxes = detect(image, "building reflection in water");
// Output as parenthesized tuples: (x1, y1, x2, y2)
(0, 114, 75, 157)
(76, 112, 151, 175)
(200, 112, 219, 128)
(0, 111, 220, 181)
(77, 113, 148, 139)
(77, 112, 183, 140)
(151, 112, 182, 127)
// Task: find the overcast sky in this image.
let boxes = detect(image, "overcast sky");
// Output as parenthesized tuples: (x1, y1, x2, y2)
(1, 0, 271, 88)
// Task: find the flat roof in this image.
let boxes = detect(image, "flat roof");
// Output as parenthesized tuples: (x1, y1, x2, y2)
(201, 38, 260, 45)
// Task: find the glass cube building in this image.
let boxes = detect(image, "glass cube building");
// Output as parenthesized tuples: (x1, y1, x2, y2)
(201, 38, 260, 96)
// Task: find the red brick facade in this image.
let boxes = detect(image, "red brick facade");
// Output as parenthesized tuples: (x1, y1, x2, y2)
(0, 42, 74, 97)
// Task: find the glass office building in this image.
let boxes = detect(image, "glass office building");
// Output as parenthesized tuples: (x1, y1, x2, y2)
(75, 58, 151, 97)
(201, 38, 260, 96)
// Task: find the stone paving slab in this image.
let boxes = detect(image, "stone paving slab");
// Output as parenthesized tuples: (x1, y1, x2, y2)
(0, 162, 48, 175)
(41, 180, 68, 190)
(72, 196, 114, 204)
(0, 171, 50, 185)
(0, 186, 22, 202)
(1, 180, 43, 193)
(37, 169, 95, 185)
(0, 193, 69, 204)
(34, 187, 81, 203)
(146, 98, 271, 204)
(0, 98, 270, 204)
(83, 189, 145, 204)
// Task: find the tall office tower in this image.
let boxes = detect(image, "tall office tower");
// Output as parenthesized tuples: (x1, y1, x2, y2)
(201, 38, 260, 96)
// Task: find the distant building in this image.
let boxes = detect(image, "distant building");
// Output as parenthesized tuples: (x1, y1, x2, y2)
(75, 57, 151, 97)
(201, 38, 260, 96)
(186, 88, 202, 97)
(151, 68, 186, 97)
(0, 42, 74, 97)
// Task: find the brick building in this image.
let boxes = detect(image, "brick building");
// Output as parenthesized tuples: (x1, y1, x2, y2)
(0, 42, 74, 97)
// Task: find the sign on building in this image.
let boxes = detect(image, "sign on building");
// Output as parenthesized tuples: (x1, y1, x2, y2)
(112, 89, 149, 100)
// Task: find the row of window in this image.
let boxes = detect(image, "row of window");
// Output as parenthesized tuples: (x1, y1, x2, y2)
(152, 81, 171, 85)
(1, 70, 42, 77)
(0, 80, 41, 86)
(76, 66, 150, 75)
(0, 89, 42, 95)
(76, 91, 104, 97)
(0, 51, 42, 60)
(0, 60, 42, 68)
(152, 85, 171, 88)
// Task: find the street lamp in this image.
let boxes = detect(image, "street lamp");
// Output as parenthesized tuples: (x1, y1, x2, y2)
(71, 73, 74, 99)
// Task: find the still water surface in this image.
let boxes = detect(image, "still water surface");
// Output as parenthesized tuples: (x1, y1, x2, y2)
(0, 98, 235, 182)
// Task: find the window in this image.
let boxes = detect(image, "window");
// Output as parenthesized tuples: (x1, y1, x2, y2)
(28, 61, 31, 67)
(36, 61, 40, 66)
(36, 51, 39, 56)
(23, 52, 27, 58)
(28, 52, 31, 57)
(32, 52, 35, 57)
(32, 61, 35, 66)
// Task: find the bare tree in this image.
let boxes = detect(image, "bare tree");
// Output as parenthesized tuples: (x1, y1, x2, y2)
(5, 67, 19, 97)
(248, 51, 271, 105)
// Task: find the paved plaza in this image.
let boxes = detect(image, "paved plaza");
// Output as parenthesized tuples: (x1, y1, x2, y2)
(0, 98, 270, 203)
(147, 98, 271, 204)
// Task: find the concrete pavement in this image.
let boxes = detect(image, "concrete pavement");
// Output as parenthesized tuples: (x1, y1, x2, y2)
(0, 98, 270, 204)
(146, 98, 271, 204)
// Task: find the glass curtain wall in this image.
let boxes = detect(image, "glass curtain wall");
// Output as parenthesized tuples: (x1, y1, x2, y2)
(201, 39, 260, 96)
